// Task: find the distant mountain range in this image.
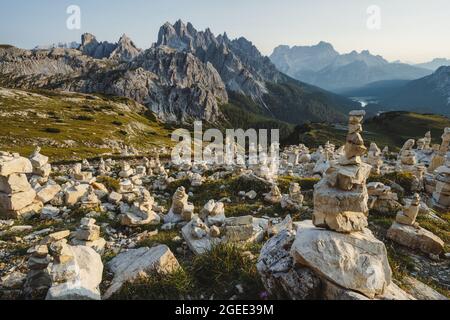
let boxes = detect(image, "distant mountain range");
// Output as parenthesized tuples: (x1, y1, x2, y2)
(270, 42, 434, 92)
(415, 58, 450, 71)
(380, 66, 450, 115)
(0, 20, 359, 129)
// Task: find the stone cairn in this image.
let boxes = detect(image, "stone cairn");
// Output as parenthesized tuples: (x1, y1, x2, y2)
(313, 110, 372, 233)
(24, 245, 52, 297)
(431, 152, 450, 212)
(429, 127, 450, 172)
(397, 139, 417, 172)
(29, 147, 51, 183)
(264, 184, 283, 204)
(367, 142, 383, 175)
(119, 189, 160, 226)
(258, 111, 396, 300)
(72, 218, 106, 254)
(281, 182, 304, 210)
(388, 194, 444, 256)
(0, 152, 38, 218)
(45, 239, 103, 300)
(164, 186, 194, 223)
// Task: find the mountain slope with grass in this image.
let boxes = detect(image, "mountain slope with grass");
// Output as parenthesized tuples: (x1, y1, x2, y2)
(282, 111, 450, 150)
(0, 87, 173, 161)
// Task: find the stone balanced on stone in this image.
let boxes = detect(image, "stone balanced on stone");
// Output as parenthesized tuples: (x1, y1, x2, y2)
(0, 152, 40, 218)
(387, 194, 444, 256)
(431, 152, 450, 213)
(429, 127, 450, 173)
(313, 110, 372, 233)
(72, 218, 106, 254)
(164, 186, 194, 223)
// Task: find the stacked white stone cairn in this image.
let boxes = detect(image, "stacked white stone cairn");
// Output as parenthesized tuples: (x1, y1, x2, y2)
(259, 111, 398, 300)
(367, 142, 383, 175)
(72, 218, 106, 254)
(313, 110, 371, 232)
(0, 152, 40, 218)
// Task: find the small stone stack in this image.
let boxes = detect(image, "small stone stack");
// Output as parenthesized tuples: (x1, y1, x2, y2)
(281, 182, 304, 210)
(388, 194, 444, 256)
(164, 186, 194, 223)
(24, 245, 52, 297)
(73, 163, 94, 183)
(367, 142, 383, 175)
(72, 218, 106, 254)
(200, 199, 225, 226)
(45, 239, 103, 300)
(397, 139, 417, 172)
(264, 184, 282, 204)
(0, 152, 40, 218)
(119, 161, 134, 178)
(313, 110, 372, 233)
(119, 190, 160, 226)
(79, 186, 100, 209)
(429, 127, 450, 173)
(29, 147, 51, 183)
(431, 153, 450, 212)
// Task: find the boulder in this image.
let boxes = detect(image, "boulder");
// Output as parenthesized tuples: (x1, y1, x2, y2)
(64, 184, 89, 206)
(103, 245, 180, 299)
(257, 229, 321, 299)
(0, 155, 33, 176)
(46, 245, 103, 300)
(36, 183, 61, 204)
(402, 276, 448, 300)
(181, 220, 220, 255)
(0, 174, 30, 193)
(290, 220, 392, 298)
(0, 188, 36, 211)
(387, 222, 444, 256)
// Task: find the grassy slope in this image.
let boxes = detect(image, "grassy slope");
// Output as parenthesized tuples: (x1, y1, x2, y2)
(0, 87, 173, 161)
(282, 111, 450, 150)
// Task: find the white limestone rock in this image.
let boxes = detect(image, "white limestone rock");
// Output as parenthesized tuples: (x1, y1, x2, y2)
(290, 220, 392, 298)
(0, 154, 33, 176)
(36, 183, 61, 204)
(103, 245, 180, 299)
(387, 222, 444, 256)
(46, 245, 103, 300)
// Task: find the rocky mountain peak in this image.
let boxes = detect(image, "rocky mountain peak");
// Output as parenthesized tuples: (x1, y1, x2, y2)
(110, 34, 141, 62)
(156, 20, 282, 100)
(81, 33, 98, 46)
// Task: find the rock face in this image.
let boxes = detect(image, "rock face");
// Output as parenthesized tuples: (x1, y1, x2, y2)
(387, 222, 444, 256)
(0, 21, 358, 125)
(290, 221, 392, 298)
(157, 20, 280, 101)
(313, 111, 371, 233)
(103, 245, 180, 299)
(0, 36, 227, 124)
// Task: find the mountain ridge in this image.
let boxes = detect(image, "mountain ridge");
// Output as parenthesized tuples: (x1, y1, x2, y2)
(270, 42, 432, 92)
(0, 20, 359, 127)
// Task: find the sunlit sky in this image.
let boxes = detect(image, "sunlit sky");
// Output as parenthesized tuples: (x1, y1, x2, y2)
(1, 0, 449, 63)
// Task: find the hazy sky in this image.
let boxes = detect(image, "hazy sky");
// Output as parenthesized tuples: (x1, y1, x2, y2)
(1, 0, 449, 63)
